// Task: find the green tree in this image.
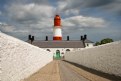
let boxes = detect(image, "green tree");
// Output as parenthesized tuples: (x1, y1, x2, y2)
(95, 38, 113, 46)
(100, 38, 113, 44)
(95, 42, 101, 46)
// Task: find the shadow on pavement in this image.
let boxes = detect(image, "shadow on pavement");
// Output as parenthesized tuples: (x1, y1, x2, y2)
(63, 60, 121, 81)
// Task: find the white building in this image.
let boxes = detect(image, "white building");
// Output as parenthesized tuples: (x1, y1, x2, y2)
(28, 39, 93, 59)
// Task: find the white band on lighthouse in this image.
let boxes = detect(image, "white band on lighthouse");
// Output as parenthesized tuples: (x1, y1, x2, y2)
(53, 27, 62, 37)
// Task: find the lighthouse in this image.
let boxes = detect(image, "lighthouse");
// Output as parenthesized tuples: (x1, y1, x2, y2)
(53, 15, 62, 40)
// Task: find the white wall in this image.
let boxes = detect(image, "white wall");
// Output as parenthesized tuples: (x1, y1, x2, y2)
(85, 43, 93, 48)
(0, 32, 53, 81)
(65, 41, 121, 77)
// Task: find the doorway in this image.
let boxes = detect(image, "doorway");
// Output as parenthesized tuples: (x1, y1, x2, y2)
(55, 50, 61, 59)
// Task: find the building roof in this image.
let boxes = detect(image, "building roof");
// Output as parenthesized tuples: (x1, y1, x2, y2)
(84, 39, 94, 43)
(27, 40, 85, 48)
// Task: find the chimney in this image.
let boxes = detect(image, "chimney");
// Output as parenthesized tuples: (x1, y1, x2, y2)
(28, 35, 31, 40)
(45, 36, 48, 41)
(31, 36, 34, 42)
(84, 34, 87, 40)
(80, 35, 86, 47)
(80, 36, 83, 40)
(67, 36, 69, 41)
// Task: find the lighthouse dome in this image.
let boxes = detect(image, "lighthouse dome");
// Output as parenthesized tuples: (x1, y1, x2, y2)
(54, 15, 61, 20)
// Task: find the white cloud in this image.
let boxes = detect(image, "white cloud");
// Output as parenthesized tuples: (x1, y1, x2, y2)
(56, 1, 67, 12)
(62, 16, 106, 28)
(100, 1, 121, 15)
(6, 3, 55, 23)
(57, 0, 80, 16)
(0, 22, 15, 32)
(4, 3, 55, 34)
(64, 9, 80, 16)
(57, 0, 121, 16)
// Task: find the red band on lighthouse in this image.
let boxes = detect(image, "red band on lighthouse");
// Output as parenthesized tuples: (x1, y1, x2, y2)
(54, 15, 61, 27)
(53, 15, 62, 40)
(53, 36, 62, 40)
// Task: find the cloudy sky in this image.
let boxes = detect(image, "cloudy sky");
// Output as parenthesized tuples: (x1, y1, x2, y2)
(0, 0, 121, 42)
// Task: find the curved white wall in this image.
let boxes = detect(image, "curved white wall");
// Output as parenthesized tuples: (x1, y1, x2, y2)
(65, 41, 121, 77)
(0, 32, 53, 81)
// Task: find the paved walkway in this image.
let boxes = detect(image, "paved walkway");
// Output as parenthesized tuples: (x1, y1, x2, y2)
(23, 61, 61, 81)
(23, 60, 110, 81)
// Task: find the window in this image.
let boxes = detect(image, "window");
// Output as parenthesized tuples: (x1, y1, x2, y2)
(87, 44, 89, 46)
(61, 52, 64, 54)
(66, 49, 70, 52)
(46, 49, 50, 52)
(56, 50, 60, 52)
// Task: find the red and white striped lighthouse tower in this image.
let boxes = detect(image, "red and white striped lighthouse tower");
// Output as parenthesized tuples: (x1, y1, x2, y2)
(53, 15, 62, 40)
